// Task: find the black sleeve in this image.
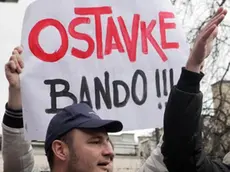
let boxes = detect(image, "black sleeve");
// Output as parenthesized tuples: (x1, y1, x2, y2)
(161, 68, 230, 172)
(3, 103, 23, 128)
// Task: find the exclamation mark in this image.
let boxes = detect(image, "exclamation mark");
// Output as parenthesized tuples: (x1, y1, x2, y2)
(162, 69, 168, 110)
(156, 69, 174, 110)
(162, 69, 168, 96)
(164, 69, 174, 109)
(155, 69, 162, 109)
(170, 68, 174, 90)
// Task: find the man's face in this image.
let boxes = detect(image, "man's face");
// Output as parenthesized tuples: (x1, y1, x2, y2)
(66, 129, 114, 172)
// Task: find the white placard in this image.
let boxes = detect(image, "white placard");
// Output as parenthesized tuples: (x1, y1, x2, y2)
(20, 0, 189, 140)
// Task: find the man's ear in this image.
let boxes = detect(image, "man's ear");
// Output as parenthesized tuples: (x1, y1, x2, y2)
(52, 140, 69, 161)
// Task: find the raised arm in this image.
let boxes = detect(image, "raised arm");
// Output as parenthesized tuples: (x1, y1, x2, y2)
(3, 46, 35, 172)
(161, 7, 230, 172)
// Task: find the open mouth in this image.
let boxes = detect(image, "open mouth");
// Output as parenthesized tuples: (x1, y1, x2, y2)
(97, 162, 110, 166)
(98, 161, 111, 170)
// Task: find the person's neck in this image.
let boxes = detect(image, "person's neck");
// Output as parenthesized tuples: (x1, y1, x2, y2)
(51, 165, 67, 172)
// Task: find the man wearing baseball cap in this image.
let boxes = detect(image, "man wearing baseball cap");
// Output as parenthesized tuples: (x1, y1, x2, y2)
(45, 102, 123, 172)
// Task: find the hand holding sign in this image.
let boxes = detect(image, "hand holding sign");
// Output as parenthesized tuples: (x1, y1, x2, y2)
(186, 7, 228, 73)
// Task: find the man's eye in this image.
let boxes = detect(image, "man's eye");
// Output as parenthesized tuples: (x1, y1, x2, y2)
(90, 140, 100, 144)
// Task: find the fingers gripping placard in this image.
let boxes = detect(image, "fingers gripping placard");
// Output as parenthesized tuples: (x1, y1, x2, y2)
(20, 0, 189, 140)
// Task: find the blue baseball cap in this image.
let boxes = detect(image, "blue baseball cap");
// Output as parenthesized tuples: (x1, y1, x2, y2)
(45, 102, 123, 154)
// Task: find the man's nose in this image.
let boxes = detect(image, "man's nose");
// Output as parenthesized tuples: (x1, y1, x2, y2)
(102, 144, 114, 160)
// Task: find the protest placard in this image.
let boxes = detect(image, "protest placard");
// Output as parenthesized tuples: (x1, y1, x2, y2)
(20, 0, 189, 140)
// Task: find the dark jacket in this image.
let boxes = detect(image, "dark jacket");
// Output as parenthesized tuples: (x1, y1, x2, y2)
(161, 68, 230, 172)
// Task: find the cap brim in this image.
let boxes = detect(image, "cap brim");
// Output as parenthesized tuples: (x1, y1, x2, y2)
(78, 119, 123, 132)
